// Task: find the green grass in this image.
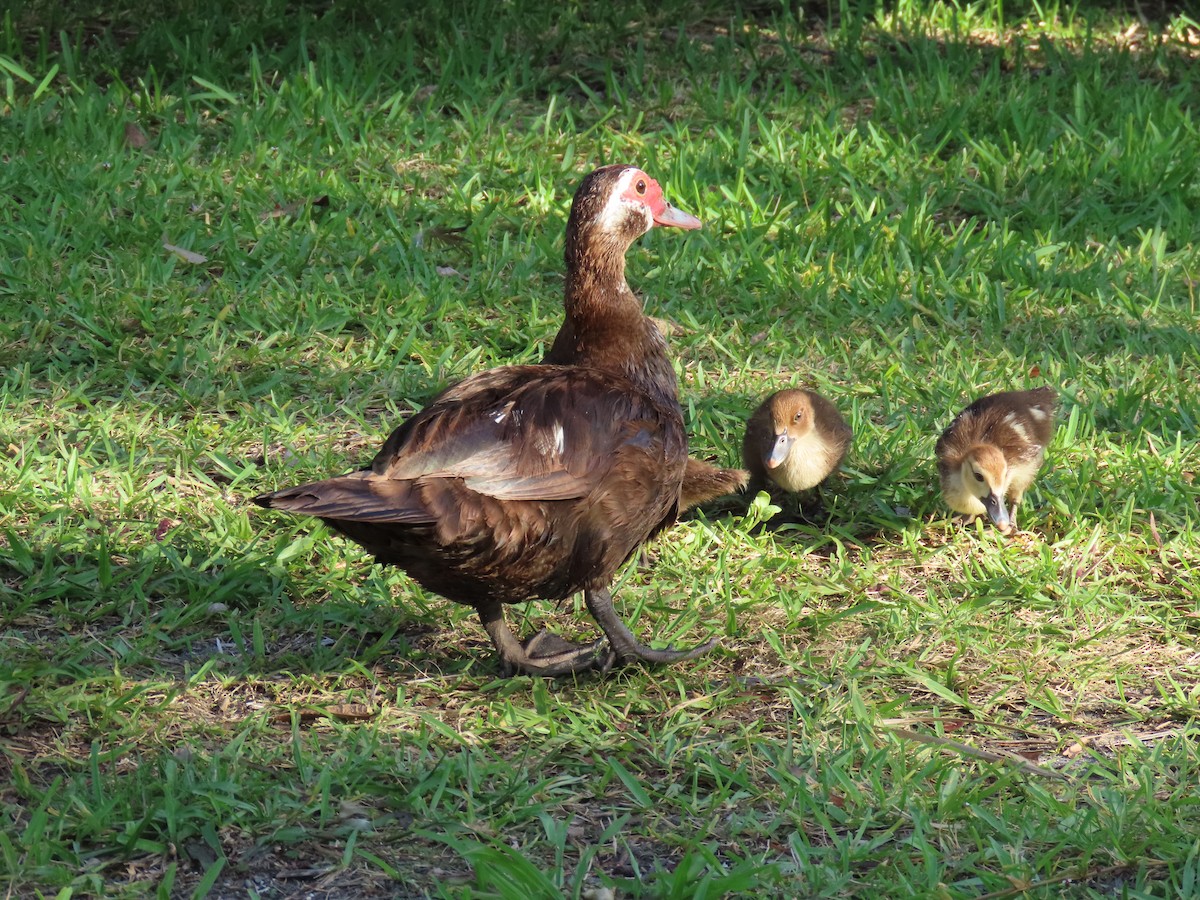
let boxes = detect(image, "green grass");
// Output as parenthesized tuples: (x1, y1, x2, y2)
(3, 0, 1200, 896)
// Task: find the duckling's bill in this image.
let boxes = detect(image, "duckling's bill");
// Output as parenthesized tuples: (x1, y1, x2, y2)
(766, 432, 791, 469)
(982, 492, 1012, 533)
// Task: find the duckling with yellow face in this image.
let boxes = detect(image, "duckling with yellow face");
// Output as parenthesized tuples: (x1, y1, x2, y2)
(936, 387, 1058, 534)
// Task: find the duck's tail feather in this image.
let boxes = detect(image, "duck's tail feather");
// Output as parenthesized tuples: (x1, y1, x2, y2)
(251, 471, 435, 524)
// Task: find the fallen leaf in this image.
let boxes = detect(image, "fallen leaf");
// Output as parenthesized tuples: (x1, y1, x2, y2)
(269, 703, 376, 725)
(339, 800, 373, 819)
(271, 709, 319, 725)
(183, 840, 217, 868)
(649, 315, 680, 337)
(1149, 511, 1163, 551)
(124, 122, 150, 149)
(277, 867, 334, 880)
(162, 238, 207, 264)
(414, 224, 468, 249)
(886, 727, 1067, 780)
(154, 518, 174, 541)
(1, 685, 29, 719)
(325, 703, 376, 721)
(260, 195, 329, 220)
(435, 265, 461, 277)
(1028, 364, 1041, 378)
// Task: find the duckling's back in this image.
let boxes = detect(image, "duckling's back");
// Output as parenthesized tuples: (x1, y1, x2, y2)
(938, 387, 1056, 458)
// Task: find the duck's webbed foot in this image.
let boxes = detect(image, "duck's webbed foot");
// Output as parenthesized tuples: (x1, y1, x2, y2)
(584, 588, 717, 668)
(478, 603, 611, 677)
(795, 487, 830, 523)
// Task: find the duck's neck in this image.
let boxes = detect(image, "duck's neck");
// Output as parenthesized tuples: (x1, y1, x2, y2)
(545, 234, 678, 408)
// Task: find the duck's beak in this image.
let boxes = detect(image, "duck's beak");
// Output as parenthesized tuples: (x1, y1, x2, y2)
(653, 202, 702, 230)
(982, 491, 1012, 533)
(765, 432, 791, 469)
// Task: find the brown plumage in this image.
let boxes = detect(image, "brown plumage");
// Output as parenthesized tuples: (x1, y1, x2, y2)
(679, 458, 749, 512)
(253, 165, 715, 676)
(743, 389, 852, 508)
(541, 189, 746, 514)
(935, 386, 1058, 533)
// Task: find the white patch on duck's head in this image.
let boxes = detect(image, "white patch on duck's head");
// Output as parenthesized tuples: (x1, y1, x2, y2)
(594, 167, 657, 236)
(1026, 405, 1048, 422)
(592, 167, 702, 238)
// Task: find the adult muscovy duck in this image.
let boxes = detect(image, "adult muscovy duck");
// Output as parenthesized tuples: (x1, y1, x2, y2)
(253, 164, 716, 676)
(541, 188, 746, 514)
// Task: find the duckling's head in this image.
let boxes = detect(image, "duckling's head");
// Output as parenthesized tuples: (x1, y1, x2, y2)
(762, 390, 815, 470)
(961, 445, 1012, 533)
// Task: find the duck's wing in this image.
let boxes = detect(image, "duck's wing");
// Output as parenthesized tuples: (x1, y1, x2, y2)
(256, 365, 681, 522)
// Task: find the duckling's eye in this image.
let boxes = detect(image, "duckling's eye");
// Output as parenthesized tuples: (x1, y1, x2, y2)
(634, 178, 647, 195)
(793, 412, 803, 423)
(973, 472, 985, 483)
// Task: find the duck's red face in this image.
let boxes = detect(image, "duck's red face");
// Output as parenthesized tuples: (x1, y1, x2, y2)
(619, 169, 703, 231)
(593, 167, 702, 236)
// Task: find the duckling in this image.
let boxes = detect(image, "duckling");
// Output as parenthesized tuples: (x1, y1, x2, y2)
(743, 389, 852, 514)
(935, 386, 1058, 534)
(679, 458, 749, 512)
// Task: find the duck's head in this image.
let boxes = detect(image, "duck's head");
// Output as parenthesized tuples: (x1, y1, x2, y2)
(762, 390, 815, 470)
(961, 445, 1012, 532)
(566, 165, 700, 267)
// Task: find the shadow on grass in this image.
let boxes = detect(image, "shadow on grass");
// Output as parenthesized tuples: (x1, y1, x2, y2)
(0, 527, 497, 687)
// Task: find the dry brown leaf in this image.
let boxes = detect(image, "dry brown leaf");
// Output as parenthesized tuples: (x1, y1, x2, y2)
(124, 122, 150, 149)
(414, 224, 468, 249)
(1149, 511, 1163, 551)
(325, 703, 375, 721)
(886, 727, 1067, 780)
(269, 703, 376, 725)
(163, 238, 207, 264)
(270, 708, 324, 725)
(1, 685, 29, 719)
(260, 195, 329, 220)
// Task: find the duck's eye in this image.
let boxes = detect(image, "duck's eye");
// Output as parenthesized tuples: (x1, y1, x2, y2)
(635, 178, 647, 195)
(973, 472, 985, 483)
(793, 412, 803, 423)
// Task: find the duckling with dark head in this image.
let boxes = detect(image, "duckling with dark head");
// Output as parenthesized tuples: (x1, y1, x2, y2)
(253, 165, 715, 677)
(935, 386, 1058, 533)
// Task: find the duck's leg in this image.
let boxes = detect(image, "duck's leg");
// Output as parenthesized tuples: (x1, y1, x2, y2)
(796, 486, 829, 523)
(477, 602, 609, 677)
(584, 588, 717, 667)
